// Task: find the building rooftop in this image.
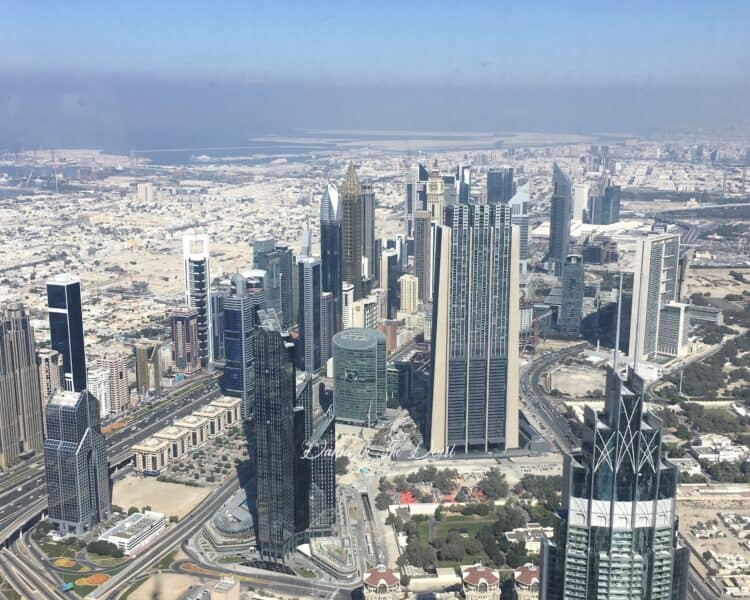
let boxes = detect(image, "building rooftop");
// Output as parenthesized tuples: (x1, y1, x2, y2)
(194, 405, 223, 418)
(154, 425, 188, 440)
(132, 437, 170, 452)
(462, 564, 499, 586)
(49, 389, 82, 407)
(363, 564, 399, 589)
(46, 273, 80, 286)
(174, 414, 208, 427)
(333, 327, 385, 350)
(211, 396, 241, 409)
(100, 511, 164, 542)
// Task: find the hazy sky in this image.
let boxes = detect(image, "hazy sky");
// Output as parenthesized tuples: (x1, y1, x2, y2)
(1, 1, 748, 149)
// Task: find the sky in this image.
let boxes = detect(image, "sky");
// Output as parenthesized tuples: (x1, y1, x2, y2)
(1, 0, 749, 149)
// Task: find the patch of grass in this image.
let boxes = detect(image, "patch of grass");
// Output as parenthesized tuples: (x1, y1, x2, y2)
(40, 541, 77, 559)
(156, 550, 176, 571)
(0, 576, 22, 600)
(86, 552, 128, 567)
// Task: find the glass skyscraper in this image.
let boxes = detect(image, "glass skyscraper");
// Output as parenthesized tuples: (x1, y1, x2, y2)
(44, 389, 110, 535)
(341, 163, 364, 300)
(183, 235, 213, 366)
(559, 254, 584, 337)
(486, 167, 515, 204)
(297, 256, 323, 374)
(320, 184, 342, 333)
(47, 274, 87, 392)
(253, 239, 295, 329)
(549, 164, 572, 276)
(333, 328, 386, 426)
(540, 366, 688, 600)
(0, 303, 44, 469)
(429, 203, 520, 453)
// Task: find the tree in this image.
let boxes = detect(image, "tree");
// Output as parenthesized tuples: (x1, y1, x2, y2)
(477, 468, 509, 500)
(375, 492, 391, 511)
(127, 506, 139, 515)
(335, 456, 350, 476)
(87, 540, 124, 558)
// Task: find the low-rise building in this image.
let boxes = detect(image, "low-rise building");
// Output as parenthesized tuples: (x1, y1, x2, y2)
(210, 396, 241, 428)
(513, 563, 540, 600)
(194, 404, 225, 436)
(504, 523, 554, 555)
(99, 511, 166, 555)
(174, 414, 209, 448)
(154, 425, 191, 461)
(363, 564, 400, 600)
(461, 564, 501, 600)
(689, 434, 750, 464)
(132, 437, 170, 475)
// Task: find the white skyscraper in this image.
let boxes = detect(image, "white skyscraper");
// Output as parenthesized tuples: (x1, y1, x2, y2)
(399, 274, 419, 314)
(87, 367, 111, 418)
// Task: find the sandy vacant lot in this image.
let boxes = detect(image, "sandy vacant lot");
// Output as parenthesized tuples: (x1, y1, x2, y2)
(130, 573, 206, 600)
(113, 474, 211, 519)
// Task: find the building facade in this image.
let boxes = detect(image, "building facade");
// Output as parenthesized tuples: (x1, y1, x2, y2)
(134, 340, 161, 396)
(539, 367, 688, 600)
(320, 184, 342, 333)
(183, 234, 213, 366)
(47, 274, 87, 392)
(549, 164, 572, 276)
(0, 304, 44, 469)
(341, 164, 364, 301)
(101, 351, 128, 414)
(429, 203, 520, 453)
(171, 308, 201, 376)
(333, 328, 386, 426)
(44, 390, 110, 535)
(297, 256, 323, 374)
(399, 274, 419, 313)
(559, 254, 584, 337)
(413, 210, 432, 302)
(253, 239, 294, 328)
(487, 167, 515, 204)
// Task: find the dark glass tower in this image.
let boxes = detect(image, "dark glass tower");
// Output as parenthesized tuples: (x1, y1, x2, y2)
(429, 204, 520, 453)
(549, 164, 572, 276)
(361, 177, 376, 284)
(253, 310, 307, 556)
(320, 184, 342, 333)
(307, 405, 336, 533)
(590, 185, 622, 225)
(297, 256, 322, 373)
(44, 389, 110, 535)
(540, 366, 688, 600)
(183, 235, 213, 366)
(0, 303, 44, 469)
(559, 254, 584, 337)
(486, 167, 515, 204)
(253, 239, 294, 329)
(222, 274, 266, 419)
(340, 163, 364, 300)
(413, 210, 432, 302)
(46, 275, 87, 392)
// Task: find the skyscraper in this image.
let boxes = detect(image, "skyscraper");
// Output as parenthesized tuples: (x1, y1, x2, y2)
(539, 367, 688, 600)
(37, 348, 63, 403)
(171, 308, 201, 376)
(47, 274, 87, 392)
(44, 389, 110, 535)
(254, 310, 305, 556)
(253, 239, 295, 328)
(320, 184, 342, 333)
(222, 274, 267, 419)
(429, 204, 520, 453)
(320, 292, 335, 365)
(333, 328, 386, 427)
(629, 231, 683, 367)
(183, 235, 213, 366)
(297, 256, 323, 373)
(361, 177, 376, 284)
(399, 274, 419, 314)
(341, 163, 364, 300)
(590, 185, 622, 225)
(87, 367, 111, 419)
(341, 282, 355, 330)
(134, 341, 161, 396)
(559, 254, 584, 337)
(380, 247, 400, 319)
(413, 210, 432, 302)
(549, 164, 572, 276)
(210, 289, 229, 364)
(0, 304, 44, 469)
(426, 162, 445, 225)
(486, 167, 515, 204)
(307, 406, 336, 532)
(101, 351, 128, 415)
(510, 184, 531, 273)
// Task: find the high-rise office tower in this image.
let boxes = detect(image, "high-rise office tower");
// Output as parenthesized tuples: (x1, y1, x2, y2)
(333, 328, 386, 427)
(539, 367, 688, 600)
(399, 274, 419, 313)
(183, 235, 213, 366)
(87, 367, 111, 419)
(341, 282, 355, 330)
(380, 248, 400, 320)
(320, 292, 335, 365)
(361, 177, 376, 283)
(429, 204, 520, 453)
(442, 172, 457, 206)
(457, 164, 471, 204)
(590, 185, 622, 225)
(426, 162, 445, 225)
(405, 174, 416, 237)
(549, 164, 572, 276)
(572, 182, 590, 222)
(413, 210, 432, 302)
(559, 255, 584, 337)
(341, 164, 364, 301)
(47, 274, 87, 392)
(210, 289, 229, 364)
(0, 304, 44, 469)
(171, 308, 201, 376)
(222, 276, 267, 419)
(37, 348, 63, 403)
(101, 351, 128, 414)
(297, 256, 323, 373)
(509, 184, 531, 273)
(629, 231, 683, 367)
(134, 341, 161, 396)
(351, 295, 379, 329)
(486, 167, 515, 204)
(254, 239, 295, 328)
(307, 406, 336, 532)
(320, 184, 342, 333)
(44, 389, 110, 535)
(254, 310, 306, 556)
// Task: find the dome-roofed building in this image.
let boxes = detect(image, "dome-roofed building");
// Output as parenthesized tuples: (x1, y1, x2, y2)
(461, 563, 500, 600)
(363, 564, 400, 600)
